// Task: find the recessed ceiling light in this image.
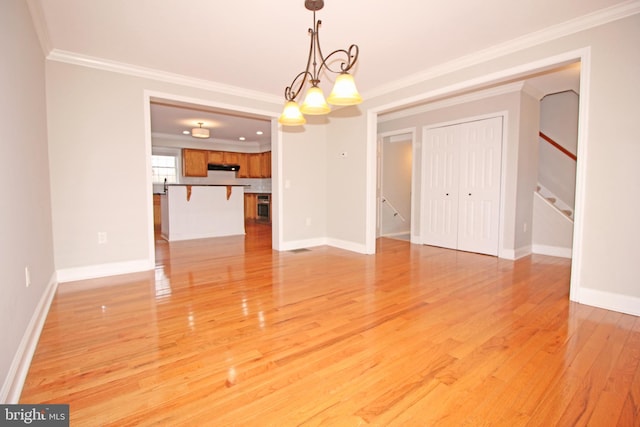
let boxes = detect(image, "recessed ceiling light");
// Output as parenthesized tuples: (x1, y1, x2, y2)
(256, 131, 263, 135)
(239, 137, 246, 141)
(183, 130, 190, 135)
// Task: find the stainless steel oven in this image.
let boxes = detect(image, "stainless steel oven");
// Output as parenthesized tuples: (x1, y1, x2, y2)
(256, 194, 270, 222)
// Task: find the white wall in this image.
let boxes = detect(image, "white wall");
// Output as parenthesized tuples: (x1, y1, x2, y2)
(0, 0, 55, 401)
(280, 119, 328, 246)
(326, 109, 369, 252)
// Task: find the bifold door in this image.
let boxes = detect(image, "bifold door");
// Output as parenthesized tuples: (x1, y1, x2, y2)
(421, 116, 503, 256)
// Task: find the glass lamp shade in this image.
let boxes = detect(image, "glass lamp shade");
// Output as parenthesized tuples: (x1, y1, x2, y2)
(300, 86, 331, 115)
(191, 127, 210, 138)
(327, 73, 362, 106)
(278, 101, 306, 126)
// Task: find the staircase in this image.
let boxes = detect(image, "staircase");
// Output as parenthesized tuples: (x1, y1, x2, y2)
(536, 184, 573, 220)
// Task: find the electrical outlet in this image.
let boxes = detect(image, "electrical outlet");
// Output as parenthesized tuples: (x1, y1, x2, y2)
(25, 266, 31, 287)
(98, 232, 107, 244)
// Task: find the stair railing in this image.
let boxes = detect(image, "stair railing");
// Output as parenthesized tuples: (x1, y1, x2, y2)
(381, 197, 406, 222)
(539, 131, 577, 161)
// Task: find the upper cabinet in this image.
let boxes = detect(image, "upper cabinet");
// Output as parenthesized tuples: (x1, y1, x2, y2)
(207, 151, 224, 165)
(260, 151, 271, 178)
(182, 149, 208, 177)
(183, 149, 271, 178)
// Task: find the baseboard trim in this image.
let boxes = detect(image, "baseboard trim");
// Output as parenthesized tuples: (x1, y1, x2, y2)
(579, 287, 640, 317)
(0, 273, 58, 403)
(277, 237, 369, 254)
(326, 238, 369, 254)
(532, 244, 573, 258)
(277, 238, 328, 252)
(501, 245, 532, 260)
(56, 259, 154, 283)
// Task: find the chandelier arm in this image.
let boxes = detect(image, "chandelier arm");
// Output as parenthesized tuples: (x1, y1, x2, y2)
(317, 44, 359, 75)
(313, 17, 359, 76)
(284, 12, 320, 102)
(284, 70, 313, 102)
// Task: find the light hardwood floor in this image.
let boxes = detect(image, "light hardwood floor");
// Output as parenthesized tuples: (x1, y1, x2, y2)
(21, 223, 640, 426)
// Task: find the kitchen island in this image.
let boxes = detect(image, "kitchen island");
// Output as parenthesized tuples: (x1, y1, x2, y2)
(160, 184, 246, 241)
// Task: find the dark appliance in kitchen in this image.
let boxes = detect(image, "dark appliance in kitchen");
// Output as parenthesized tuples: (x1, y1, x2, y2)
(256, 194, 270, 223)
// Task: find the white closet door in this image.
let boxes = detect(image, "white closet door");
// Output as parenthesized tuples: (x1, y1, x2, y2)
(456, 117, 502, 256)
(421, 116, 502, 256)
(421, 125, 459, 249)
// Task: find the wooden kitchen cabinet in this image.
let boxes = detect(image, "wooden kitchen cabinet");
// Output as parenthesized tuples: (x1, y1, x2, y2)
(153, 194, 161, 229)
(236, 153, 249, 178)
(260, 151, 271, 178)
(183, 149, 270, 178)
(207, 150, 224, 164)
(223, 151, 240, 164)
(183, 149, 208, 177)
(244, 193, 257, 220)
(247, 153, 262, 178)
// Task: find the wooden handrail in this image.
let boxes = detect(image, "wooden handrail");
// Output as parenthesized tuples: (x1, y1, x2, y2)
(539, 131, 577, 161)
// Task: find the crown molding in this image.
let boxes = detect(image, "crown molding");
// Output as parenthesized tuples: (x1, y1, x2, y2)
(26, 0, 52, 55)
(47, 49, 282, 105)
(378, 82, 526, 123)
(365, 0, 640, 100)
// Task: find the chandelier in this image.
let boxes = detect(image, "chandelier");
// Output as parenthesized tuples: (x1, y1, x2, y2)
(278, 0, 362, 126)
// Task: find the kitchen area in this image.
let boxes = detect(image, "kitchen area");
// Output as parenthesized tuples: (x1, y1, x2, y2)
(150, 100, 272, 241)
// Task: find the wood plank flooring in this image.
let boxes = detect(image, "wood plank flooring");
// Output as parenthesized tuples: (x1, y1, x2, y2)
(21, 223, 640, 426)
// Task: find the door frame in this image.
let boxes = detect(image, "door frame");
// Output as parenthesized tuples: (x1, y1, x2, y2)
(377, 128, 417, 241)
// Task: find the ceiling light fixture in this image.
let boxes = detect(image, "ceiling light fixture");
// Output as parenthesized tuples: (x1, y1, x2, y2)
(278, 0, 361, 126)
(191, 122, 210, 139)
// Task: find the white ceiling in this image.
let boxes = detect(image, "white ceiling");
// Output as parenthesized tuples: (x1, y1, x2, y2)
(29, 0, 619, 144)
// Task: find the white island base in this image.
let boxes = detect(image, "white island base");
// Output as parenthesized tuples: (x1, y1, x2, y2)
(160, 185, 245, 241)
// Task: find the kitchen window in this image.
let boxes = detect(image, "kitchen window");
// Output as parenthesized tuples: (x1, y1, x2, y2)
(152, 155, 178, 184)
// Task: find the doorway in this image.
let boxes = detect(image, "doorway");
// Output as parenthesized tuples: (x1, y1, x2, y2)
(377, 132, 413, 241)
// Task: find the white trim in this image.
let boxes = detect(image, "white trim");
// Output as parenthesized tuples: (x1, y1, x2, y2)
(365, 110, 378, 254)
(326, 238, 369, 254)
(569, 49, 591, 303)
(579, 288, 640, 317)
(277, 238, 328, 252)
(0, 273, 58, 403)
(143, 95, 156, 271)
(47, 49, 281, 104)
(532, 244, 573, 258)
(365, 1, 640, 99)
(56, 259, 153, 283)
(276, 237, 369, 255)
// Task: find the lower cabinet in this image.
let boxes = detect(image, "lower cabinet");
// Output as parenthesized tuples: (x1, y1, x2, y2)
(244, 193, 257, 220)
(153, 194, 162, 228)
